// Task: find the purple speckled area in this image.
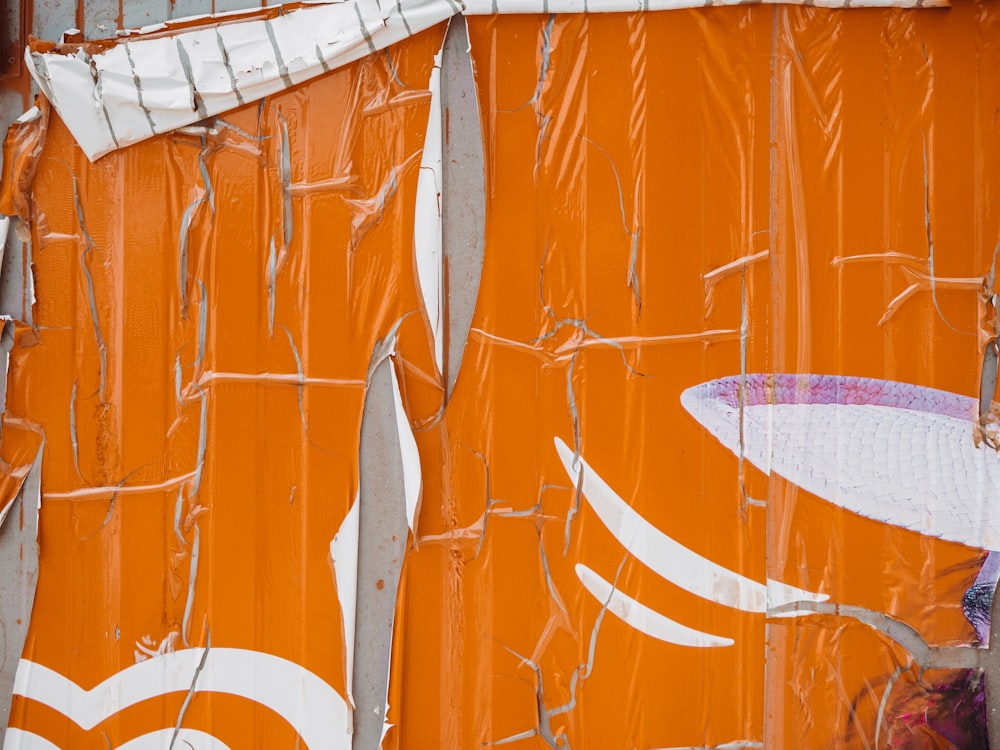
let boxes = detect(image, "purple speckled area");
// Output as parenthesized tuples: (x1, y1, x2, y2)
(890, 670, 987, 749)
(696, 373, 979, 423)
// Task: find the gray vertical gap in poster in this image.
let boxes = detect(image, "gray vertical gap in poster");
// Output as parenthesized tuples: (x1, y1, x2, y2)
(0, 451, 42, 745)
(353, 357, 407, 750)
(441, 13, 485, 402)
(0, 225, 26, 325)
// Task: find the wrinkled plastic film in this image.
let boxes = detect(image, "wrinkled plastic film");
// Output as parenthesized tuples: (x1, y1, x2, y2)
(0, 2, 999, 749)
(0, 25, 447, 747)
(386, 6, 1000, 749)
(764, 6, 1000, 746)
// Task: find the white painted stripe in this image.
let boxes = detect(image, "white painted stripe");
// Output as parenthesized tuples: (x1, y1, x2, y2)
(576, 564, 733, 648)
(554, 437, 827, 611)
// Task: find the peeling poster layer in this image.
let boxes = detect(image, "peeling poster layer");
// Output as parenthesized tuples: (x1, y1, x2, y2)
(388, 7, 1000, 749)
(1, 22, 447, 747)
(24, 0, 945, 161)
(2, 1, 1000, 749)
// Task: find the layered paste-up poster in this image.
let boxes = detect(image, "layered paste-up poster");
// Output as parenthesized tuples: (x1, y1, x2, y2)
(0, 1, 999, 748)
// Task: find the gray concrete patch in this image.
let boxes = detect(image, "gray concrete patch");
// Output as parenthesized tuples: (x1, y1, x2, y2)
(0, 452, 41, 739)
(441, 14, 485, 402)
(32, 0, 78, 43)
(353, 357, 408, 750)
(83, 0, 121, 39)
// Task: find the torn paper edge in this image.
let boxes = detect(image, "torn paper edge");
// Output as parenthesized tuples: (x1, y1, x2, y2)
(329, 490, 360, 727)
(461, 0, 945, 10)
(389, 357, 422, 533)
(414, 38, 444, 377)
(24, 0, 459, 161)
(0, 316, 37, 531)
(23, 0, 946, 162)
(0, 218, 8, 333)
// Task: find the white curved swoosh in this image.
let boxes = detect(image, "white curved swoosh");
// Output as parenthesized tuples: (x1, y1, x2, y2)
(554, 438, 827, 611)
(12, 648, 350, 750)
(576, 565, 733, 648)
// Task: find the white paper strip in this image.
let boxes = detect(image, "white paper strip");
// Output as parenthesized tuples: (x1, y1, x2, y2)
(390, 358, 423, 532)
(330, 492, 360, 715)
(26, 0, 944, 161)
(26, 0, 460, 161)
(463, 0, 944, 11)
(414, 43, 444, 376)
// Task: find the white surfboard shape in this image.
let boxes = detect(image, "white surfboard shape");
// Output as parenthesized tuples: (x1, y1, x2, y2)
(681, 374, 1000, 551)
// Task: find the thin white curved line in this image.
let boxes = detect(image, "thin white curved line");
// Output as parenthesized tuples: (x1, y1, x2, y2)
(576, 564, 733, 648)
(554, 438, 827, 612)
(12, 648, 350, 750)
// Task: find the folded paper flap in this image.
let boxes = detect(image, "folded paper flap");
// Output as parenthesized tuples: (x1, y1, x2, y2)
(0, 100, 49, 221)
(24, 0, 458, 161)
